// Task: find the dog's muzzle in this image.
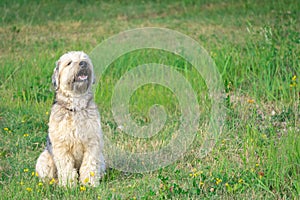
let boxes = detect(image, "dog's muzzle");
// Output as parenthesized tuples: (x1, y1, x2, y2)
(75, 61, 89, 82)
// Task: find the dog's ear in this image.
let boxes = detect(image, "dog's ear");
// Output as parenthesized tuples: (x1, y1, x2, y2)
(52, 61, 60, 90)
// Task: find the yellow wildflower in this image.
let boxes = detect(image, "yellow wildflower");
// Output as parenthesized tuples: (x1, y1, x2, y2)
(46, 111, 49, 115)
(225, 183, 229, 187)
(80, 186, 86, 191)
(49, 178, 55, 185)
(26, 187, 32, 192)
(90, 171, 95, 177)
(215, 178, 222, 185)
(290, 82, 297, 88)
(23, 133, 29, 137)
(4, 127, 9, 131)
(24, 168, 29, 173)
(20, 181, 24, 185)
(84, 178, 89, 184)
(38, 182, 43, 187)
(247, 99, 255, 104)
(199, 181, 204, 186)
(189, 170, 203, 178)
(292, 75, 297, 81)
(238, 179, 243, 184)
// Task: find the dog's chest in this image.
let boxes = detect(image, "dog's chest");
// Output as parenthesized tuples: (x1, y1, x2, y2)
(49, 109, 100, 148)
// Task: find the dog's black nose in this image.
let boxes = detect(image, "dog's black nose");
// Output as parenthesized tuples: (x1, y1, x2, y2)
(79, 61, 87, 68)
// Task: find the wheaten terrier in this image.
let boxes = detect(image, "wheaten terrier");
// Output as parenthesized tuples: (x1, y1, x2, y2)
(36, 51, 105, 187)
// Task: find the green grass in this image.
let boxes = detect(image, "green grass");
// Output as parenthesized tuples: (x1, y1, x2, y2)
(0, 0, 299, 199)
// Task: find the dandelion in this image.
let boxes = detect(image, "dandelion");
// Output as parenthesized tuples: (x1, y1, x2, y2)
(49, 178, 55, 185)
(225, 183, 229, 187)
(247, 99, 255, 104)
(46, 111, 49, 115)
(290, 75, 297, 88)
(255, 163, 259, 167)
(189, 169, 203, 178)
(24, 168, 29, 173)
(4, 127, 9, 131)
(23, 133, 29, 137)
(216, 178, 222, 185)
(31, 172, 35, 176)
(26, 187, 32, 192)
(90, 171, 95, 177)
(83, 177, 89, 184)
(290, 82, 297, 88)
(38, 182, 43, 187)
(80, 186, 86, 192)
(35, 172, 39, 177)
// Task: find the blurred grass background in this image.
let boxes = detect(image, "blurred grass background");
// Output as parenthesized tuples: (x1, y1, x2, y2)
(0, 0, 299, 199)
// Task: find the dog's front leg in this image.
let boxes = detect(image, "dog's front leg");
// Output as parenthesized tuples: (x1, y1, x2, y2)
(53, 147, 77, 187)
(79, 144, 105, 187)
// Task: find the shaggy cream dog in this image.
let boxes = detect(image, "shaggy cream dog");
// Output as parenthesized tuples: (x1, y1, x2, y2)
(36, 51, 105, 187)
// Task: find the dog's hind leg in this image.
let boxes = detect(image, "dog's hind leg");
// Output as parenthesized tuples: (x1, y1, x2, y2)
(36, 150, 57, 180)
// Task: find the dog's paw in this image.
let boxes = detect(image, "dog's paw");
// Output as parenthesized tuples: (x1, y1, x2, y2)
(58, 169, 78, 187)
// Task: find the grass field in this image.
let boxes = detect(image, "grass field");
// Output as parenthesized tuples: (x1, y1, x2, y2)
(0, 0, 299, 199)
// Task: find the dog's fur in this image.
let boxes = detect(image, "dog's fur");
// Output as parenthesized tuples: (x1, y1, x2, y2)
(36, 51, 105, 187)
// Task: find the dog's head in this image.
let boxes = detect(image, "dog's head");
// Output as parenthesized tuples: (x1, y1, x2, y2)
(52, 51, 95, 95)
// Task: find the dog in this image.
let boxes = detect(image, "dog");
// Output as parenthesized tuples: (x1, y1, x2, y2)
(36, 51, 105, 187)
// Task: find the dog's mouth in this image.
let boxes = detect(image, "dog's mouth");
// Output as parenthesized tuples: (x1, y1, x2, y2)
(75, 69, 89, 82)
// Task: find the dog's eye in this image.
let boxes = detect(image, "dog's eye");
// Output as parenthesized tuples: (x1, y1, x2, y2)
(66, 61, 72, 66)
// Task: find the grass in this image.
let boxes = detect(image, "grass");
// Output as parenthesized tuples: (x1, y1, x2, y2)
(0, 0, 299, 199)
